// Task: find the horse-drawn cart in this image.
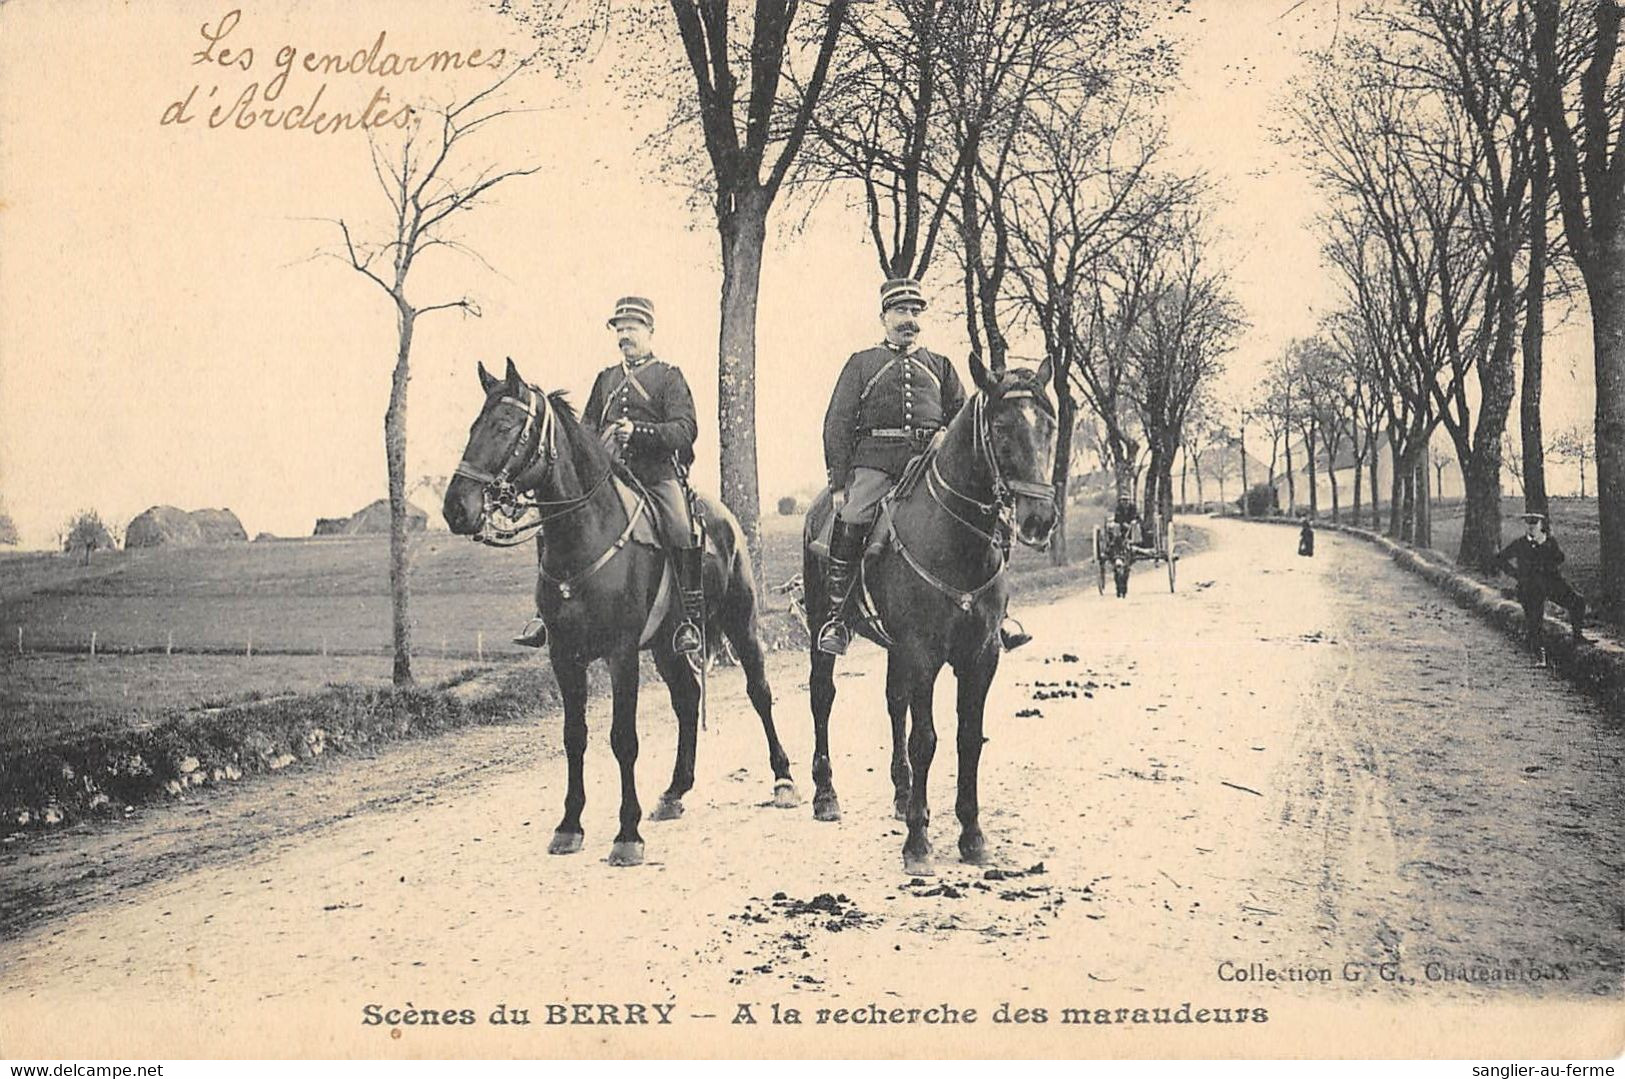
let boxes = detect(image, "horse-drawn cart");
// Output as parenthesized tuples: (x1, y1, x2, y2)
(1091, 513, 1177, 597)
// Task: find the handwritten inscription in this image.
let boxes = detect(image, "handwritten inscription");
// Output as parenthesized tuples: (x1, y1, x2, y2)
(161, 9, 508, 134)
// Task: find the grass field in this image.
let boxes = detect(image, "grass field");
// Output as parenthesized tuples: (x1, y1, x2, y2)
(2, 505, 1157, 751)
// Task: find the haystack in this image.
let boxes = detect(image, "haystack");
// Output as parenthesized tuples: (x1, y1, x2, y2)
(347, 498, 427, 534)
(190, 508, 247, 543)
(125, 505, 203, 548)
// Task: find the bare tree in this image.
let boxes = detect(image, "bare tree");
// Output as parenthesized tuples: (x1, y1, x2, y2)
(1129, 211, 1243, 528)
(1003, 94, 1186, 562)
(1532, 0, 1625, 609)
(940, 0, 1174, 372)
(325, 67, 540, 686)
(1552, 424, 1596, 498)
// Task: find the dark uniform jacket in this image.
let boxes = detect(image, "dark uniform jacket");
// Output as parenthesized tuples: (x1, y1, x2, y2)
(582, 357, 697, 484)
(822, 343, 967, 490)
(1496, 535, 1567, 595)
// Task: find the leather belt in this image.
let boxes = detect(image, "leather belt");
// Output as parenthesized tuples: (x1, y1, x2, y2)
(866, 425, 937, 439)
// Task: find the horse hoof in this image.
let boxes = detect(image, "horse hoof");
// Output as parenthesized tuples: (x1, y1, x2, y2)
(548, 831, 583, 855)
(607, 840, 645, 867)
(813, 795, 842, 822)
(959, 839, 989, 865)
(903, 851, 936, 877)
(650, 799, 684, 821)
(772, 780, 801, 809)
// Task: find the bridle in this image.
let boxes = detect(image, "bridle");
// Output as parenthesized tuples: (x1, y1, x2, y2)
(924, 385, 1057, 550)
(453, 381, 610, 547)
(888, 380, 1058, 611)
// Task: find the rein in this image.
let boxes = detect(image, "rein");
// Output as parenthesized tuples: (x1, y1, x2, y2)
(455, 383, 636, 600)
(454, 382, 613, 547)
(888, 384, 1057, 611)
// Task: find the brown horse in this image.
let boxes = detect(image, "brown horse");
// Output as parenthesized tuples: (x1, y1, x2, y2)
(802, 354, 1059, 874)
(444, 359, 797, 867)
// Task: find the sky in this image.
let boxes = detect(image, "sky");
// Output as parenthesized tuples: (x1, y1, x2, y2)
(0, 0, 1599, 548)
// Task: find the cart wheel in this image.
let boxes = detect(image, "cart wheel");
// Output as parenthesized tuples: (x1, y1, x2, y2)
(1166, 519, 1178, 592)
(1093, 526, 1105, 595)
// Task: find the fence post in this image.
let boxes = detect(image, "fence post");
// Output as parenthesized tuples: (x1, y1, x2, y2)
(476, 631, 484, 662)
(166, 630, 173, 656)
(246, 631, 253, 659)
(90, 630, 97, 657)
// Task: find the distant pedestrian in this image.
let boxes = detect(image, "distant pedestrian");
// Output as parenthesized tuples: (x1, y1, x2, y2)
(1298, 519, 1315, 558)
(1495, 511, 1587, 665)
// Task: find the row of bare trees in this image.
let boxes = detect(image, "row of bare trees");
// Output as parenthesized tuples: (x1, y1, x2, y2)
(791, 0, 1240, 563)
(1259, 0, 1621, 612)
(336, 1, 1238, 683)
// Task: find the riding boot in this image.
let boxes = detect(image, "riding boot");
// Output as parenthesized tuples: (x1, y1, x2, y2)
(816, 519, 868, 656)
(672, 544, 705, 656)
(999, 615, 1032, 651)
(513, 616, 548, 648)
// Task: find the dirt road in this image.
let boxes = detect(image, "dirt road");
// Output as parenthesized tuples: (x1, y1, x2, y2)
(2, 519, 1622, 1058)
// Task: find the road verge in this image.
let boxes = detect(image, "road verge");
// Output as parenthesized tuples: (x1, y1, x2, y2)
(1239, 514, 1623, 717)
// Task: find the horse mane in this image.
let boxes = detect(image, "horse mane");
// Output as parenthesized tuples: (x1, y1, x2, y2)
(546, 389, 577, 422)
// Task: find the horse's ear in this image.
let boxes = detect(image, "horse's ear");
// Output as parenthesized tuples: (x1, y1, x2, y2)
(477, 361, 499, 394)
(1035, 354, 1054, 390)
(504, 356, 522, 387)
(967, 350, 992, 392)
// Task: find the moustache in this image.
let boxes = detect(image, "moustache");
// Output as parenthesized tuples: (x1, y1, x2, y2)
(898, 323, 919, 333)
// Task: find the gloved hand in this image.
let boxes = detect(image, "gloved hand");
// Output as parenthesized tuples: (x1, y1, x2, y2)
(832, 488, 847, 513)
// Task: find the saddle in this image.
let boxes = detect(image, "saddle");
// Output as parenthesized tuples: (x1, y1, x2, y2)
(604, 468, 724, 648)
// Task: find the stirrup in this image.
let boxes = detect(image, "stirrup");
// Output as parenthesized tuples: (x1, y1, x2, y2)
(673, 618, 703, 657)
(999, 617, 1031, 651)
(816, 618, 851, 656)
(513, 617, 548, 648)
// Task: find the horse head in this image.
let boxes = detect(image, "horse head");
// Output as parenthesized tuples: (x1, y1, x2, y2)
(443, 357, 602, 541)
(966, 353, 1059, 549)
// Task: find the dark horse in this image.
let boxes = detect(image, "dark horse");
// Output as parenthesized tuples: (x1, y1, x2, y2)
(444, 359, 798, 867)
(802, 354, 1059, 874)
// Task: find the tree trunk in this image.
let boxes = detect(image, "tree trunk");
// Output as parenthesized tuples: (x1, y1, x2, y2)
(386, 308, 416, 687)
(1370, 447, 1382, 531)
(1328, 457, 1340, 522)
(1352, 446, 1363, 524)
(1522, 117, 1551, 514)
(1239, 427, 1250, 516)
(716, 192, 769, 590)
(1049, 375, 1077, 566)
(1389, 438, 1405, 539)
(1304, 421, 1319, 517)
(1141, 445, 1162, 526)
(1400, 466, 1416, 544)
(1180, 452, 1188, 509)
(1415, 452, 1431, 549)
(1283, 433, 1296, 512)
(1587, 266, 1625, 611)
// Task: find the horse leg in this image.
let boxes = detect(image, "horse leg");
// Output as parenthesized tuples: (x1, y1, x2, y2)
(902, 656, 941, 876)
(954, 645, 999, 865)
(721, 588, 799, 808)
(809, 648, 841, 821)
(606, 648, 645, 866)
(548, 654, 589, 855)
(649, 642, 699, 821)
(886, 653, 912, 821)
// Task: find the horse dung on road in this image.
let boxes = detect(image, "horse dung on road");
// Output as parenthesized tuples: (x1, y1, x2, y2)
(443, 358, 798, 867)
(802, 354, 1059, 875)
